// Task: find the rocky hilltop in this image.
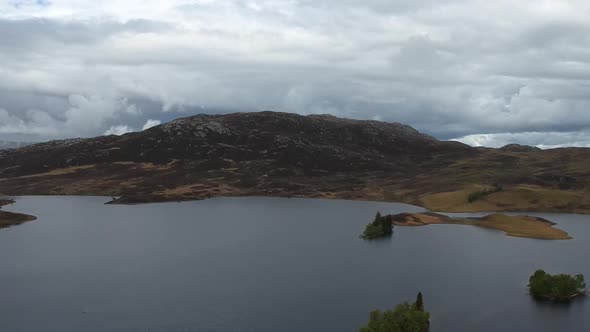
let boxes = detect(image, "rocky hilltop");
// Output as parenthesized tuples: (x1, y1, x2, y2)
(0, 111, 468, 177)
(499, 144, 542, 153)
(1, 111, 589, 212)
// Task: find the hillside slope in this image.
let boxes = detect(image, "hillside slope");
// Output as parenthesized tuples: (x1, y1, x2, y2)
(0, 111, 589, 213)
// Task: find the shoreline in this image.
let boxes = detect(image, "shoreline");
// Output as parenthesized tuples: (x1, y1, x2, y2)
(533, 291, 587, 303)
(0, 198, 15, 207)
(0, 195, 581, 239)
(4, 193, 590, 216)
(106, 193, 590, 215)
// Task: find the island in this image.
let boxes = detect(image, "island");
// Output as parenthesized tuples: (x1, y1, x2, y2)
(361, 212, 394, 239)
(528, 270, 586, 302)
(0, 198, 37, 229)
(359, 292, 430, 332)
(388, 212, 572, 240)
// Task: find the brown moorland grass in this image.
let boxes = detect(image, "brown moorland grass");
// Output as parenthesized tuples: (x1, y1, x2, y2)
(391, 212, 572, 240)
(418, 185, 590, 214)
(465, 214, 572, 240)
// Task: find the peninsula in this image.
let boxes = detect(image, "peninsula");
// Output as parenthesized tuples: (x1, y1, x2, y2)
(0, 199, 37, 229)
(389, 212, 572, 240)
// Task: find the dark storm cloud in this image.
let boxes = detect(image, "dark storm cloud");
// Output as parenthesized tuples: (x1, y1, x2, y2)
(0, 0, 589, 148)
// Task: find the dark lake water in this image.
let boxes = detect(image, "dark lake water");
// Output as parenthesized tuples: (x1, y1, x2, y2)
(1, 196, 589, 331)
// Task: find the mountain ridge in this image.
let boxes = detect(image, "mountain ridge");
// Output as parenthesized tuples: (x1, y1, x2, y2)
(1, 111, 589, 213)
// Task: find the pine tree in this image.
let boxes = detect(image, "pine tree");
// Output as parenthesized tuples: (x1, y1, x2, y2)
(373, 212, 382, 225)
(415, 292, 424, 312)
(384, 215, 394, 234)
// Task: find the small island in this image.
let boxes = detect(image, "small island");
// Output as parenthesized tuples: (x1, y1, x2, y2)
(528, 270, 586, 302)
(359, 292, 430, 332)
(0, 198, 37, 230)
(361, 212, 394, 239)
(389, 212, 571, 240)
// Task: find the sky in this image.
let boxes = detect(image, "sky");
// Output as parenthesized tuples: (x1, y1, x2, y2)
(1, 0, 590, 148)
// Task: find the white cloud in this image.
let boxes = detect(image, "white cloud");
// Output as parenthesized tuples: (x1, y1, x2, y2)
(0, 108, 62, 136)
(453, 131, 590, 149)
(1, 1, 590, 147)
(104, 125, 133, 136)
(142, 119, 161, 130)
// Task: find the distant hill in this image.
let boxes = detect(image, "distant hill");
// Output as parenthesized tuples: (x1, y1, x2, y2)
(0, 141, 32, 150)
(500, 144, 542, 152)
(1, 111, 589, 213)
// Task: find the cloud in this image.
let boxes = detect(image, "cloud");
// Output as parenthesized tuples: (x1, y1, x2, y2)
(104, 125, 133, 136)
(142, 119, 161, 130)
(0, 0, 590, 147)
(65, 94, 138, 131)
(0, 92, 140, 140)
(454, 131, 590, 149)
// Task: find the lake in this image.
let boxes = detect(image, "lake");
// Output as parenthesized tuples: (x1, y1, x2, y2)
(1, 196, 589, 331)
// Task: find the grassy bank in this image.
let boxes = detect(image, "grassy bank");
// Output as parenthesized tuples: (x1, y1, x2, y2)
(417, 185, 590, 214)
(391, 212, 572, 240)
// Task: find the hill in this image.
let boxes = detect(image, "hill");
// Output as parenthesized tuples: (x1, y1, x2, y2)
(0, 141, 32, 150)
(0, 111, 589, 213)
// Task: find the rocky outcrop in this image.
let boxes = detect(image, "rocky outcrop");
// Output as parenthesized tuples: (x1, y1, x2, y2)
(500, 144, 542, 152)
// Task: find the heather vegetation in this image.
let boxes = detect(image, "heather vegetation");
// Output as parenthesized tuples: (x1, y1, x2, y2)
(2, 112, 590, 214)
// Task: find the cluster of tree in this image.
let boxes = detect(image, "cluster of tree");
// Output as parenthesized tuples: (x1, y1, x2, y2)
(528, 269, 586, 302)
(361, 212, 394, 239)
(467, 184, 503, 203)
(359, 292, 430, 332)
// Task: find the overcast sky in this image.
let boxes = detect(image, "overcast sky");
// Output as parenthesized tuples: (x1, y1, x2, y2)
(1, 0, 589, 148)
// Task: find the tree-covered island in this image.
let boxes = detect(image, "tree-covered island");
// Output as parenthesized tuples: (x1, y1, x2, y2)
(528, 270, 586, 302)
(361, 212, 394, 239)
(359, 292, 430, 332)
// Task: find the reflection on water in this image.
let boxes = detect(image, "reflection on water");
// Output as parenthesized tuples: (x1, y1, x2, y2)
(0, 196, 588, 332)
